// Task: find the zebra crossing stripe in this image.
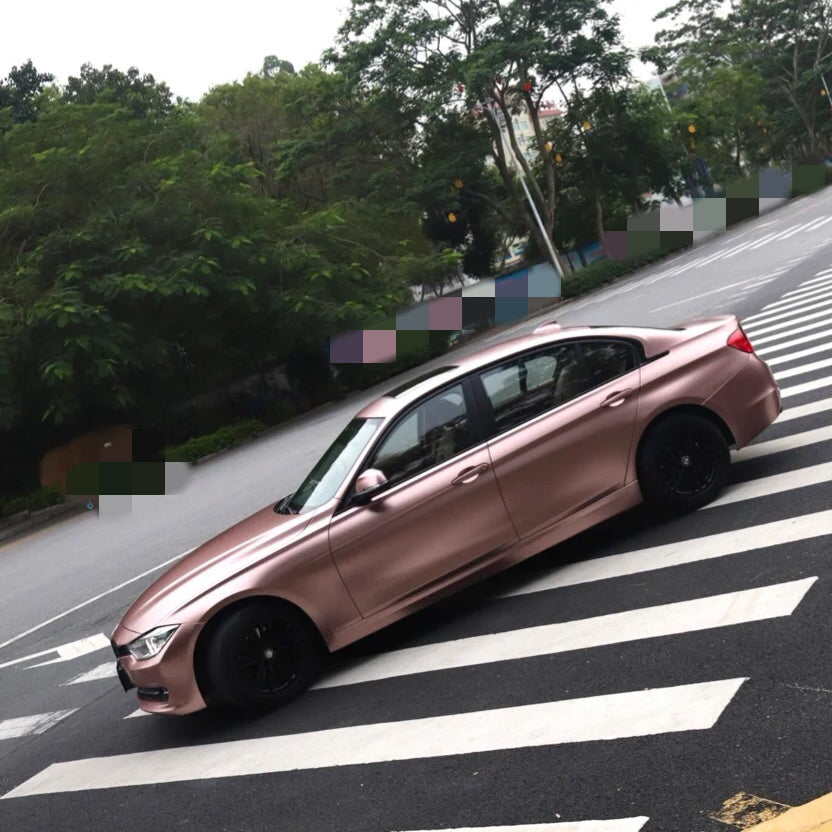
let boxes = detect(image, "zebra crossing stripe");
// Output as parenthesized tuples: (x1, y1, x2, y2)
(745, 308, 832, 339)
(314, 579, 814, 690)
(765, 342, 832, 367)
(734, 425, 832, 460)
(781, 279, 832, 300)
(752, 318, 832, 347)
(773, 357, 832, 382)
(762, 282, 832, 309)
(746, 294, 832, 324)
(775, 397, 832, 422)
(743, 297, 832, 327)
(64, 662, 116, 685)
(1, 678, 747, 798)
(499, 510, 832, 596)
(780, 376, 832, 399)
(756, 327, 832, 356)
(0, 710, 78, 741)
(704, 461, 832, 509)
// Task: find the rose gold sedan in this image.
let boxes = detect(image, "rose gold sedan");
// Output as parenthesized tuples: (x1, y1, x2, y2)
(112, 314, 781, 715)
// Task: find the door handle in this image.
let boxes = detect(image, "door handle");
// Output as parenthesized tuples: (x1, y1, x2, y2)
(451, 463, 489, 486)
(600, 388, 634, 408)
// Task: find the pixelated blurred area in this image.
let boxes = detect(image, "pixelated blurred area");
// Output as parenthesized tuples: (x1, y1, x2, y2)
(39, 426, 180, 518)
(328, 164, 822, 363)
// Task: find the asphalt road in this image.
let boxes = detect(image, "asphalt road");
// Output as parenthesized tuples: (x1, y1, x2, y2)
(0, 186, 831, 832)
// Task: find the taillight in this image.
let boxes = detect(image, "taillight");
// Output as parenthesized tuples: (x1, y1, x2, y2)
(727, 327, 754, 353)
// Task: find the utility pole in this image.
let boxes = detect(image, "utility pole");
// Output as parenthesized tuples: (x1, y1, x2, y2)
(491, 103, 564, 279)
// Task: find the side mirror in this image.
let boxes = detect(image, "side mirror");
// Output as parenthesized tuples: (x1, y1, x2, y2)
(353, 469, 388, 506)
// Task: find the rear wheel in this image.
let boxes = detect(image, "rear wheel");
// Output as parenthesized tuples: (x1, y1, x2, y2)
(203, 600, 324, 714)
(637, 413, 729, 513)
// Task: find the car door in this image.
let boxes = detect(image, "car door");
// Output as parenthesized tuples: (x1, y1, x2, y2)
(477, 339, 641, 540)
(328, 380, 519, 617)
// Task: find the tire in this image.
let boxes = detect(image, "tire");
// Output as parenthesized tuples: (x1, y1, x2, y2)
(637, 413, 729, 513)
(203, 600, 324, 714)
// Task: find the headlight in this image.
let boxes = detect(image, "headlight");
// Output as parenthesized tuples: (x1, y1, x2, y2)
(126, 625, 179, 660)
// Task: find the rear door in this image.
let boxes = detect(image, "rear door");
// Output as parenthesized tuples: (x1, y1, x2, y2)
(476, 339, 641, 539)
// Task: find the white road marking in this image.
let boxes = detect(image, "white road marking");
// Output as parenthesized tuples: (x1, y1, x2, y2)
(773, 356, 832, 382)
(392, 821, 650, 832)
(780, 376, 832, 399)
(649, 276, 765, 312)
(801, 272, 832, 286)
(743, 296, 832, 327)
(762, 282, 832, 309)
(499, 509, 832, 596)
(776, 397, 832, 422)
(752, 318, 832, 347)
(0, 633, 110, 670)
(801, 215, 832, 233)
(704, 461, 832, 509)
(0, 710, 78, 741)
(0, 548, 194, 653)
(765, 342, 832, 367)
(744, 308, 832, 339)
(63, 662, 116, 685)
(734, 425, 832, 460)
(1, 679, 747, 798)
(315, 579, 814, 690)
(756, 327, 832, 356)
(124, 709, 150, 719)
(777, 217, 832, 240)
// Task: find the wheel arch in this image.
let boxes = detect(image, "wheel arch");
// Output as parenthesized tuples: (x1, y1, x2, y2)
(192, 594, 328, 706)
(635, 403, 735, 465)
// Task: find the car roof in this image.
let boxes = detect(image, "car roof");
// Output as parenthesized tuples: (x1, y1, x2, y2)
(354, 321, 688, 421)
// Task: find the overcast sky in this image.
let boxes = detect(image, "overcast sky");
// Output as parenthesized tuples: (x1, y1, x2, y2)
(3, 0, 675, 102)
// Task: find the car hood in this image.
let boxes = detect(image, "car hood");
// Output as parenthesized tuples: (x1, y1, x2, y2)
(116, 502, 314, 636)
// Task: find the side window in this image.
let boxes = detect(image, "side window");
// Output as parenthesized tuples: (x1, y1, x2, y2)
(480, 344, 588, 433)
(369, 384, 475, 486)
(580, 341, 637, 387)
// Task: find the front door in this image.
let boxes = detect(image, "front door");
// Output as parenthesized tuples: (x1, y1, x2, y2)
(328, 382, 519, 617)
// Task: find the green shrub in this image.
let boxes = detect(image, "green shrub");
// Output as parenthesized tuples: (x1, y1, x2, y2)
(163, 419, 267, 463)
(0, 486, 63, 519)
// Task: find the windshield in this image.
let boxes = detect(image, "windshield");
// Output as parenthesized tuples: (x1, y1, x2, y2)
(284, 418, 383, 514)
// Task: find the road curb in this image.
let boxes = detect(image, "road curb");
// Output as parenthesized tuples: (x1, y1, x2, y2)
(0, 501, 87, 546)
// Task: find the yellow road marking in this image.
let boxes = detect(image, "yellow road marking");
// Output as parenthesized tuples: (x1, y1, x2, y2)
(710, 792, 792, 828)
(745, 792, 832, 831)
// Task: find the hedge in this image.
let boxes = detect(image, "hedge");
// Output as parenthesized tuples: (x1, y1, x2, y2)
(163, 419, 268, 463)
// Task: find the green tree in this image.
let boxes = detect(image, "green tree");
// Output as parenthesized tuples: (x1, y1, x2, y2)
(647, 0, 832, 165)
(62, 63, 173, 116)
(0, 59, 55, 124)
(328, 0, 633, 266)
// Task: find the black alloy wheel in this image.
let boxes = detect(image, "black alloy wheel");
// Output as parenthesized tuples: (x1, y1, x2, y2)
(637, 413, 730, 512)
(204, 600, 324, 714)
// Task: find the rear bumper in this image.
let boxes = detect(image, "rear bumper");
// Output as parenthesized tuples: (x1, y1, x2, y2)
(111, 621, 207, 716)
(704, 354, 781, 449)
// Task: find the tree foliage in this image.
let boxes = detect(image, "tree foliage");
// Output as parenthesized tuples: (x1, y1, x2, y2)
(646, 0, 832, 167)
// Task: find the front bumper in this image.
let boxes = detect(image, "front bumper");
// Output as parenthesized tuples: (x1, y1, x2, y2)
(110, 621, 207, 716)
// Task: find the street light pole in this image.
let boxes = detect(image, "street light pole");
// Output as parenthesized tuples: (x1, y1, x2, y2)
(497, 117, 565, 279)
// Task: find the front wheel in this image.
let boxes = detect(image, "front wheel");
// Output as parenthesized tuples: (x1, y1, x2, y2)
(637, 413, 730, 513)
(202, 600, 324, 714)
